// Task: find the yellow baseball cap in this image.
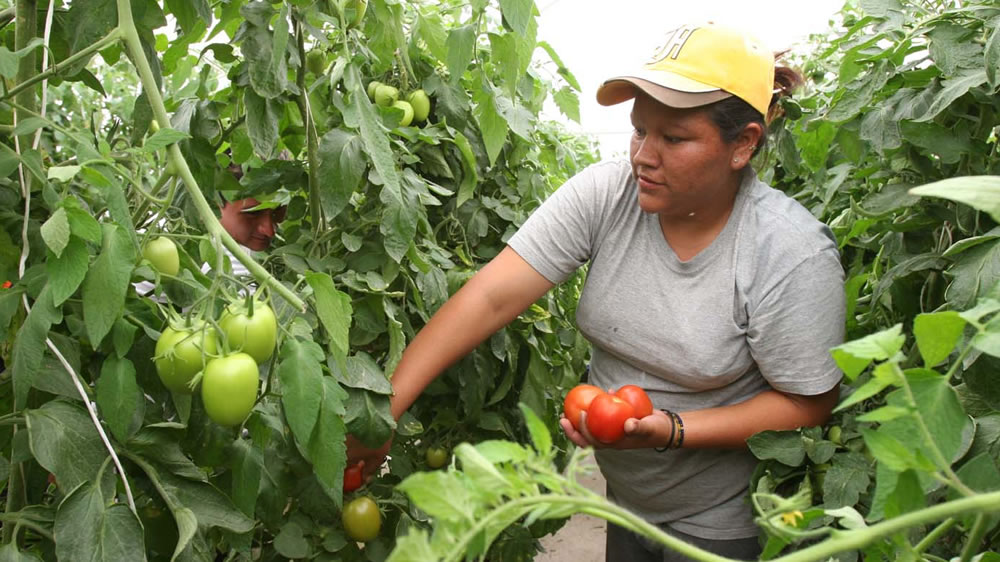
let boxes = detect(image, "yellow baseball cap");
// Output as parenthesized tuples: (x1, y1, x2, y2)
(596, 22, 775, 117)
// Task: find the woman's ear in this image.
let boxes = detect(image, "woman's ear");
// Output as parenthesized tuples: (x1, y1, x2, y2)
(730, 122, 765, 169)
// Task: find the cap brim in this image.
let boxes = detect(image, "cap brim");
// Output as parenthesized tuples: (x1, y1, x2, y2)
(596, 77, 733, 108)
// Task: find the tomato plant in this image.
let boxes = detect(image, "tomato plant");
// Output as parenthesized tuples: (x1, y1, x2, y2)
(563, 384, 605, 431)
(141, 236, 180, 276)
(201, 352, 259, 427)
(614, 384, 653, 419)
(585, 393, 634, 444)
(154, 322, 219, 393)
(342, 496, 381, 542)
(0, 0, 594, 559)
(218, 300, 278, 363)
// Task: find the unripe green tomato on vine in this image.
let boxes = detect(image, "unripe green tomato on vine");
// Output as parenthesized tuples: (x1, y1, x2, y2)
(407, 89, 431, 123)
(374, 84, 399, 107)
(306, 50, 328, 75)
(347, 0, 367, 28)
(367, 80, 383, 100)
(392, 100, 414, 127)
(142, 237, 180, 276)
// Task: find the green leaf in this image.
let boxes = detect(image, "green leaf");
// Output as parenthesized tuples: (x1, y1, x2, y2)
(343, 386, 395, 449)
(835, 361, 903, 412)
(54, 479, 147, 562)
(416, 12, 448, 61)
(498, 0, 533, 35)
(987, 22, 1000, 88)
(347, 65, 413, 262)
(518, 402, 551, 457)
(913, 311, 965, 367)
(397, 470, 474, 522)
(82, 224, 136, 346)
(901, 369, 972, 464)
(317, 129, 366, 220)
(473, 85, 507, 168)
(305, 272, 352, 366)
(913, 70, 988, 123)
(277, 338, 325, 450)
(951, 453, 1000, 531)
(306, 377, 349, 505)
(41, 207, 71, 258)
(230, 438, 263, 517)
(446, 25, 476, 84)
(453, 131, 479, 209)
(47, 238, 90, 307)
(861, 427, 926, 473)
(0, 38, 44, 79)
(822, 452, 871, 508)
(96, 356, 143, 443)
(832, 323, 905, 361)
(165, 0, 212, 37)
(26, 401, 107, 491)
(856, 405, 911, 422)
(13, 117, 47, 137)
(385, 528, 435, 562)
(964, 353, 1000, 411)
(274, 521, 310, 559)
(244, 89, 279, 159)
(11, 285, 61, 409)
(126, 428, 205, 482)
(143, 127, 192, 152)
(746, 430, 806, 466)
(859, 0, 902, 17)
(553, 86, 581, 123)
(64, 203, 103, 243)
(537, 41, 581, 91)
(48, 165, 82, 182)
(488, 32, 520, 97)
(239, 3, 288, 98)
(946, 239, 1000, 311)
(911, 176, 1000, 224)
(330, 352, 391, 395)
(66, 0, 118, 76)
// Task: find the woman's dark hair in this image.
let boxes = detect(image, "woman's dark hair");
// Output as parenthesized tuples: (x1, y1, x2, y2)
(707, 62, 803, 158)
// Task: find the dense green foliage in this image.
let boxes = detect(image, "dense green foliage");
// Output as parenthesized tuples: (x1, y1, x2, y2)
(0, 0, 597, 560)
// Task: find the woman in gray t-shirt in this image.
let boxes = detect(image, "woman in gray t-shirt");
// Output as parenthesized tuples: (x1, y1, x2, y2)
(347, 22, 845, 561)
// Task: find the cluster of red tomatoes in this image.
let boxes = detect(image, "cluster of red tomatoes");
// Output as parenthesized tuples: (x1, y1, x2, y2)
(563, 384, 654, 443)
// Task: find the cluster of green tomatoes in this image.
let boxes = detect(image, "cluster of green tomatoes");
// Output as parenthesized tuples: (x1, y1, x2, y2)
(366, 81, 431, 127)
(143, 237, 277, 428)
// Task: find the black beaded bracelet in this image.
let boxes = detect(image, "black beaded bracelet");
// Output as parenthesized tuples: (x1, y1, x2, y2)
(674, 411, 685, 449)
(655, 409, 677, 452)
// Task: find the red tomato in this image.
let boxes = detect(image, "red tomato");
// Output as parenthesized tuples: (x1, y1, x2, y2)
(343, 463, 363, 492)
(615, 385, 653, 418)
(563, 384, 605, 431)
(586, 394, 635, 443)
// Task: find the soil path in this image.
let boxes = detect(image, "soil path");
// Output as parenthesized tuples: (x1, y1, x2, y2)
(536, 455, 607, 562)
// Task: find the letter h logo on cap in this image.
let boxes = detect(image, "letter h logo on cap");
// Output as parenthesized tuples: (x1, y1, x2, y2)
(649, 25, 699, 63)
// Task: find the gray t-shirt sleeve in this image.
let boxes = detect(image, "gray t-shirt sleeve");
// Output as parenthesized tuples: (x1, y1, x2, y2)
(746, 250, 845, 395)
(508, 163, 616, 283)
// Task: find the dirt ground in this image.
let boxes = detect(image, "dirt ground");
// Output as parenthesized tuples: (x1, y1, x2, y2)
(535, 456, 606, 562)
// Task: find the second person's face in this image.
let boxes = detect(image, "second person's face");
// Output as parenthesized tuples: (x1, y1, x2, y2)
(219, 198, 284, 251)
(628, 94, 744, 218)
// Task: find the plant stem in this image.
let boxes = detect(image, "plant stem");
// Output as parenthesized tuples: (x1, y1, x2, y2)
(115, 0, 305, 312)
(1, 27, 123, 104)
(293, 16, 324, 236)
(959, 514, 987, 562)
(914, 518, 955, 553)
(774, 491, 1000, 562)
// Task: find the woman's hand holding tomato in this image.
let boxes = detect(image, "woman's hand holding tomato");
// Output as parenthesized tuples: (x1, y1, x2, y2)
(560, 383, 674, 449)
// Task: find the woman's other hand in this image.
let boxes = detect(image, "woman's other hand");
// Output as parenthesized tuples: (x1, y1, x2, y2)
(560, 409, 676, 450)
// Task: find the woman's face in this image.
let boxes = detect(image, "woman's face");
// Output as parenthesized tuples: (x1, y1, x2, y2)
(628, 93, 756, 218)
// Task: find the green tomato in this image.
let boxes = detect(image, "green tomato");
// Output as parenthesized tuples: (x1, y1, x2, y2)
(219, 301, 278, 364)
(374, 84, 399, 107)
(407, 89, 430, 123)
(391, 100, 414, 127)
(827, 425, 843, 445)
(306, 50, 328, 75)
(143, 237, 180, 276)
(367, 80, 383, 100)
(201, 353, 259, 427)
(154, 323, 218, 393)
(342, 496, 381, 542)
(426, 446, 449, 469)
